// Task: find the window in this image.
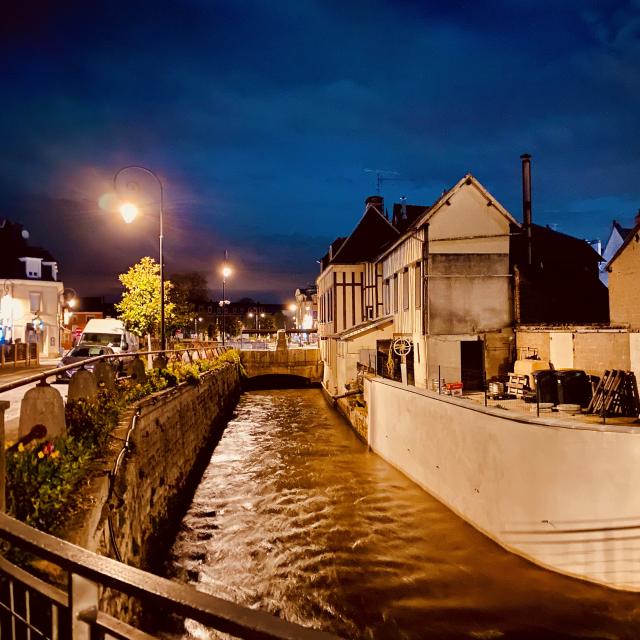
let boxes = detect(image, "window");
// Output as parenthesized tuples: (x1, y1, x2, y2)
(402, 269, 409, 310)
(20, 257, 42, 279)
(383, 279, 390, 315)
(43, 261, 58, 281)
(29, 292, 41, 314)
(393, 274, 398, 313)
(415, 263, 421, 308)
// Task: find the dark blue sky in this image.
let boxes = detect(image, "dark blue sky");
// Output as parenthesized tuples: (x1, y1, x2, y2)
(2, 1, 639, 302)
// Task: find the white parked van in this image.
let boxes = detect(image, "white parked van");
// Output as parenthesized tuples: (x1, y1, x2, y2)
(78, 318, 139, 354)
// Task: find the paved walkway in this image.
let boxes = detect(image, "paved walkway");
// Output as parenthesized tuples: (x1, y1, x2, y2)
(0, 358, 59, 384)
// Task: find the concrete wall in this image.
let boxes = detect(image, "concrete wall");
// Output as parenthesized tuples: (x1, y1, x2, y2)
(428, 254, 511, 335)
(515, 329, 550, 361)
(610, 232, 640, 328)
(517, 328, 632, 376)
(367, 377, 640, 590)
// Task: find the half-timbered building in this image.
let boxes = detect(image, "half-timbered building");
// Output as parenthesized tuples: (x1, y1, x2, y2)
(317, 196, 400, 394)
(378, 175, 518, 390)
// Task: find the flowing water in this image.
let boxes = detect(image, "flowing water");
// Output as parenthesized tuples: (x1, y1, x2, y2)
(165, 389, 640, 639)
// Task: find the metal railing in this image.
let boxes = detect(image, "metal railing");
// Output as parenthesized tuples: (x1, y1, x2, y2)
(0, 346, 228, 394)
(0, 512, 338, 639)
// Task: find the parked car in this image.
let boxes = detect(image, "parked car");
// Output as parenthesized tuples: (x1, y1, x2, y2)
(55, 344, 117, 382)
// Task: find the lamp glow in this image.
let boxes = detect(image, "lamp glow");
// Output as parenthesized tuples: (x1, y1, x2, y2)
(119, 202, 139, 224)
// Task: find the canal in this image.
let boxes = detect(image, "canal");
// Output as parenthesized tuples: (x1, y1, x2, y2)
(163, 389, 640, 639)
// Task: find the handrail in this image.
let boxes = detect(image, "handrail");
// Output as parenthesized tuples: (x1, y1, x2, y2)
(0, 512, 338, 639)
(0, 347, 220, 394)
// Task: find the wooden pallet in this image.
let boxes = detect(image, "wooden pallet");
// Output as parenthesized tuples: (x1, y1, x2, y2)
(507, 373, 529, 397)
(587, 370, 640, 417)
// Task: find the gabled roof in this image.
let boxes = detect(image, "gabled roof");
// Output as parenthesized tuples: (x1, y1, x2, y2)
(613, 220, 633, 239)
(528, 224, 602, 265)
(378, 174, 518, 259)
(607, 220, 640, 270)
(328, 201, 399, 265)
(415, 174, 519, 229)
(391, 203, 429, 233)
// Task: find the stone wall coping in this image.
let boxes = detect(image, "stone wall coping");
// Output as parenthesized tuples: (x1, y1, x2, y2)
(372, 376, 640, 435)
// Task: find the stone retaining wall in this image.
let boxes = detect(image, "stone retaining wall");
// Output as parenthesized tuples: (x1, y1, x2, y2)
(107, 363, 240, 567)
(62, 363, 241, 621)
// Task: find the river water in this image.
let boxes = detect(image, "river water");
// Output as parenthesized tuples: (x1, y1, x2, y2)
(165, 389, 640, 639)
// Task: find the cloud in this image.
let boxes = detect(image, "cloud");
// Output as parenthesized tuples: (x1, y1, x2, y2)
(1, 0, 640, 300)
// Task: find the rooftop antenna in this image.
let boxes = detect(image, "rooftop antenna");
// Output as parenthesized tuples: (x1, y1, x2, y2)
(364, 168, 400, 194)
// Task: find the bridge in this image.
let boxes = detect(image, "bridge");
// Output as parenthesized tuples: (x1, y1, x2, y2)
(240, 347, 323, 383)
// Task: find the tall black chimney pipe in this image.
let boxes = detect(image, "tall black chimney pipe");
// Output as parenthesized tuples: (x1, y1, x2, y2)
(521, 153, 533, 265)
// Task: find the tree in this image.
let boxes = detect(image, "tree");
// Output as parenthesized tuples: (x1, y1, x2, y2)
(213, 315, 242, 339)
(116, 257, 176, 350)
(260, 314, 276, 332)
(169, 271, 209, 331)
(273, 311, 287, 330)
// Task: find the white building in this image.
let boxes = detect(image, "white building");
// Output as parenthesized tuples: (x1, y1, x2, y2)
(0, 219, 64, 357)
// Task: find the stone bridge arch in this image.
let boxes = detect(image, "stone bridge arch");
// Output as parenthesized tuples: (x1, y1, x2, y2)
(240, 348, 323, 384)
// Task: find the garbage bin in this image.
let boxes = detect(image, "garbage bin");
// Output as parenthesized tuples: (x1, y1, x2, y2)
(555, 369, 592, 408)
(531, 370, 558, 405)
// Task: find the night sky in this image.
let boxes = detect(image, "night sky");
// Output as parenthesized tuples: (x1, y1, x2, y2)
(2, 1, 639, 302)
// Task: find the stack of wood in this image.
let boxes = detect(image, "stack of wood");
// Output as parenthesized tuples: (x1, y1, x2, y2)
(507, 373, 529, 398)
(587, 370, 640, 417)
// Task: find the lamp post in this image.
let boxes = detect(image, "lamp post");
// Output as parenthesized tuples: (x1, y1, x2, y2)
(114, 165, 167, 351)
(221, 256, 232, 346)
(192, 316, 203, 339)
(288, 303, 298, 330)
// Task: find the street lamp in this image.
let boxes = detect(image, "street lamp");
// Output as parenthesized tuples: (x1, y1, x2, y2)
(246, 310, 264, 331)
(192, 316, 203, 339)
(114, 165, 167, 351)
(221, 256, 232, 346)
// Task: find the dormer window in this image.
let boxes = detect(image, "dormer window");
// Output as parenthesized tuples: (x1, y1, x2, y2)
(19, 257, 42, 279)
(43, 261, 58, 281)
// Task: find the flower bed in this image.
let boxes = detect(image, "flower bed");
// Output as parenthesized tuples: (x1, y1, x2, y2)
(5, 349, 242, 534)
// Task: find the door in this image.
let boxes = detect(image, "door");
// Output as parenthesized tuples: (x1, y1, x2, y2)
(461, 340, 484, 391)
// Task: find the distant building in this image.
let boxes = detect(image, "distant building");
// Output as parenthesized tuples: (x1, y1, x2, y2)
(294, 286, 317, 330)
(599, 220, 633, 286)
(0, 219, 63, 357)
(61, 296, 107, 349)
(608, 219, 640, 330)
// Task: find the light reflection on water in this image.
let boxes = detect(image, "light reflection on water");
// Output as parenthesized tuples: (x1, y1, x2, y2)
(165, 389, 640, 639)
